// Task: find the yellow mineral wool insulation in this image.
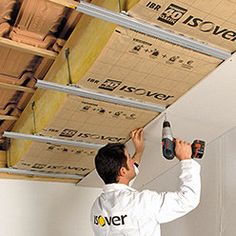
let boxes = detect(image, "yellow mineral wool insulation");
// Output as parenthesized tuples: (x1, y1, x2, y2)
(45, 0, 140, 85)
(8, 0, 140, 167)
(0, 151, 7, 168)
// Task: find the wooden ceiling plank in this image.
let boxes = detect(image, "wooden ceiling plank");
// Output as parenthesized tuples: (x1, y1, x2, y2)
(0, 37, 58, 59)
(0, 82, 35, 93)
(0, 172, 78, 183)
(48, 0, 78, 9)
(0, 115, 18, 121)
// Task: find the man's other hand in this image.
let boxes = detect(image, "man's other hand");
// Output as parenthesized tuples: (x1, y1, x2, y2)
(130, 128, 144, 164)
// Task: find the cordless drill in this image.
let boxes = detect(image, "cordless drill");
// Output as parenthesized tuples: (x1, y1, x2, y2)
(162, 118, 205, 160)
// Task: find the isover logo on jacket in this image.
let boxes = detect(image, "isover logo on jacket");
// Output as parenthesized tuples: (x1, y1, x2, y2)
(94, 215, 127, 227)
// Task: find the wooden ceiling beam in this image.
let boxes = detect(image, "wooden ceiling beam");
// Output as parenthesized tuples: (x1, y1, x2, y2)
(0, 172, 78, 183)
(0, 82, 35, 93)
(49, 0, 78, 9)
(0, 37, 58, 59)
(0, 115, 18, 121)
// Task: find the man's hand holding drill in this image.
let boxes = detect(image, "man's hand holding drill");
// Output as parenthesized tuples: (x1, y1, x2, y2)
(175, 139, 192, 161)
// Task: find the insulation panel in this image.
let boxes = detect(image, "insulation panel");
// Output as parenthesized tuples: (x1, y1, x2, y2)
(15, 95, 158, 175)
(129, 0, 236, 51)
(78, 26, 221, 107)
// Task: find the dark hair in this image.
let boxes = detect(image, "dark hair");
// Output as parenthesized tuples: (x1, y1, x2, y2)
(95, 143, 129, 184)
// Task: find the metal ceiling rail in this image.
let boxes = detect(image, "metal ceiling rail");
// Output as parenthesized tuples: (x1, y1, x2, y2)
(36, 80, 165, 113)
(0, 167, 83, 180)
(76, 1, 231, 60)
(3, 131, 104, 149)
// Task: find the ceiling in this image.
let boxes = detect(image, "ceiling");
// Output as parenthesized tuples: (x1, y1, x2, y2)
(1, 0, 236, 184)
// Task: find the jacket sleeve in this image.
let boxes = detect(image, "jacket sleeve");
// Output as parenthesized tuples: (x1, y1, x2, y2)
(140, 159, 201, 223)
(129, 163, 140, 187)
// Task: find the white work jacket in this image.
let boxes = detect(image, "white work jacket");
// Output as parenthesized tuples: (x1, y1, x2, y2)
(91, 159, 201, 236)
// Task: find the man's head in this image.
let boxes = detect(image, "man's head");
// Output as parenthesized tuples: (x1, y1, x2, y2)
(95, 143, 136, 185)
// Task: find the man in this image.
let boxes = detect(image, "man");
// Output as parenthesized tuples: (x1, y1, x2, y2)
(91, 128, 201, 235)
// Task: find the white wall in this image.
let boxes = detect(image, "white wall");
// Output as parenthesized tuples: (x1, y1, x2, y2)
(0, 180, 101, 236)
(137, 126, 236, 236)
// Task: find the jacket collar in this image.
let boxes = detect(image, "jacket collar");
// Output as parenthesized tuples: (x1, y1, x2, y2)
(103, 183, 135, 193)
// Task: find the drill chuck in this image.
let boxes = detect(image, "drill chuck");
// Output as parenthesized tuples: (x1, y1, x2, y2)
(162, 121, 173, 140)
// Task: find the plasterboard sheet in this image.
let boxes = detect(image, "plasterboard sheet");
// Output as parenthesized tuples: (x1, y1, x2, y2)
(129, 0, 236, 51)
(14, 95, 158, 174)
(78, 26, 221, 107)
